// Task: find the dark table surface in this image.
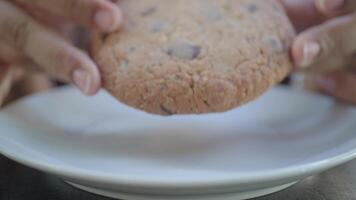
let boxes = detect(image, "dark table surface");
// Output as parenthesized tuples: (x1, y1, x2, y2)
(1, 155, 356, 200)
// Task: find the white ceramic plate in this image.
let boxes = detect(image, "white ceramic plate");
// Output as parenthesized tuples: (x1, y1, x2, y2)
(1, 86, 356, 200)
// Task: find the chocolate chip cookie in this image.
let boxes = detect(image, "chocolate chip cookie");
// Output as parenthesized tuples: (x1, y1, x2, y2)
(91, 0, 295, 115)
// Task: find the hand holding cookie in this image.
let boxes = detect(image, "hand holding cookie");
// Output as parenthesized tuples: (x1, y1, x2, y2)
(282, 0, 356, 104)
(0, 0, 122, 96)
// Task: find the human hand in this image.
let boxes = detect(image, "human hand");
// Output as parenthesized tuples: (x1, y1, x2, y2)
(282, 0, 356, 104)
(0, 66, 17, 106)
(0, 0, 122, 97)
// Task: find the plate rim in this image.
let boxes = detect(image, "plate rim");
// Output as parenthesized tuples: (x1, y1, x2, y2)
(1, 86, 356, 189)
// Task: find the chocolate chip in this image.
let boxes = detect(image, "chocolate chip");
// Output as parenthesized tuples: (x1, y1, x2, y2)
(166, 41, 201, 60)
(101, 33, 110, 41)
(160, 104, 174, 115)
(119, 59, 129, 71)
(175, 74, 182, 80)
(151, 21, 169, 33)
(247, 4, 258, 13)
(141, 6, 157, 17)
(127, 47, 136, 54)
(262, 35, 284, 53)
(160, 85, 168, 91)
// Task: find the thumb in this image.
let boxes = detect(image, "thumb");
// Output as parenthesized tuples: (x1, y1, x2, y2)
(280, 0, 325, 31)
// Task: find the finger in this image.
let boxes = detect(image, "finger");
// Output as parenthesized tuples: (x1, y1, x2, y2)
(0, 43, 27, 64)
(0, 1, 101, 95)
(0, 66, 15, 107)
(10, 72, 53, 101)
(14, 0, 122, 32)
(280, 0, 325, 31)
(315, 0, 356, 16)
(312, 71, 356, 104)
(292, 14, 356, 71)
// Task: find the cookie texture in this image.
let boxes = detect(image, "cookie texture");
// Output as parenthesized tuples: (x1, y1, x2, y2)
(91, 0, 295, 115)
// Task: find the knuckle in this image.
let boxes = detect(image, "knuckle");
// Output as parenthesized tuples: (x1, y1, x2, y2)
(65, 0, 90, 19)
(53, 47, 80, 75)
(328, 16, 356, 54)
(0, 44, 25, 63)
(321, 33, 337, 54)
(316, 26, 345, 57)
(311, 17, 351, 56)
(58, 49, 78, 67)
(1, 18, 31, 49)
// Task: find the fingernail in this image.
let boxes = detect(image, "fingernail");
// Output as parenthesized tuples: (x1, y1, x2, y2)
(318, 0, 345, 12)
(300, 42, 321, 68)
(314, 75, 335, 93)
(94, 9, 118, 32)
(72, 69, 91, 95)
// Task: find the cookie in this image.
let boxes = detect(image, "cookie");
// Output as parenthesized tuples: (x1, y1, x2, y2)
(91, 0, 295, 115)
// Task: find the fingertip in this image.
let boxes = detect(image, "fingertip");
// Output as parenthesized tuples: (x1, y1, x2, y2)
(72, 70, 101, 96)
(71, 56, 101, 96)
(281, 0, 325, 31)
(94, 1, 123, 32)
(291, 36, 305, 69)
(292, 33, 321, 70)
(87, 70, 101, 96)
(315, 0, 327, 13)
(315, 0, 345, 14)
